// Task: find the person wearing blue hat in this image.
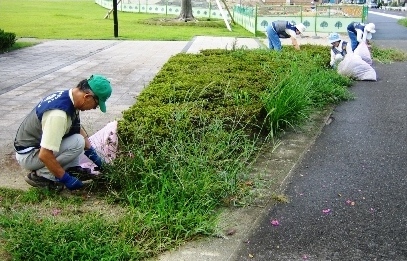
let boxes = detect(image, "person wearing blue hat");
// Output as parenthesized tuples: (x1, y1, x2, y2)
(328, 32, 352, 68)
(14, 75, 112, 191)
(347, 22, 376, 51)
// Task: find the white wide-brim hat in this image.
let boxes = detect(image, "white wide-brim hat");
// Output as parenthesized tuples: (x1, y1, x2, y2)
(365, 23, 376, 34)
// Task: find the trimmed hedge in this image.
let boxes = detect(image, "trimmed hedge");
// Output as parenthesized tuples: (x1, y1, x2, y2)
(118, 45, 352, 152)
(0, 29, 16, 50)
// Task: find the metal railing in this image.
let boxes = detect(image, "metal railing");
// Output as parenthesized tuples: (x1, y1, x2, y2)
(234, 4, 367, 35)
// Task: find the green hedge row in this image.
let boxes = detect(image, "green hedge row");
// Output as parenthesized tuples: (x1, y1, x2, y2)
(0, 29, 16, 50)
(118, 45, 353, 152)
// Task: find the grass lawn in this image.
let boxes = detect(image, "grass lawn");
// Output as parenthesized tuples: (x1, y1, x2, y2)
(0, 0, 253, 40)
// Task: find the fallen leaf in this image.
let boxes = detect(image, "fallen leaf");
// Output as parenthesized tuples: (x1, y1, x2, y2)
(226, 229, 236, 236)
(245, 181, 254, 186)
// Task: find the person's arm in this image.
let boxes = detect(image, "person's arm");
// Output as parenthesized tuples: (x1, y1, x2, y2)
(40, 110, 83, 189)
(330, 49, 336, 67)
(356, 29, 364, 43)
(80, 127, 104, 169)
(345, 42, 353, 54)
(38, 148, 65, 179)
(40, 110, 69, 178)
(290, 36, 300, 50)
(286, 29, 300, 50)
(39, 147, 83, 190)
(80, 127, 92, 150)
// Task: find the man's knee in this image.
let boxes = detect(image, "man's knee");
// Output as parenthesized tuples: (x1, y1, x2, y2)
(62, 134, 85, 152)
(72, 134, 85, 150)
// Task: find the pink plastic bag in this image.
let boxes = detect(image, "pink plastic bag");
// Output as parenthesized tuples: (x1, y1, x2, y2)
(354, 42, 373, 65)
(79, 121, 118, 172)
(337, 53, 377, 81)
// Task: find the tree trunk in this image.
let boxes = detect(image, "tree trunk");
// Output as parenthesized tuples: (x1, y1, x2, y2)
(178, 0, 195, 21)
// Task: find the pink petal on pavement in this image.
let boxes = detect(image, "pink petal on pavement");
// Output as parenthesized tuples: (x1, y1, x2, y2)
(270, 219, 280, 226)
(322, 209, 331, 214)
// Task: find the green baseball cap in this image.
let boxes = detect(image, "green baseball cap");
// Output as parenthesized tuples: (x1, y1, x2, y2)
(87, 74, 112, 113)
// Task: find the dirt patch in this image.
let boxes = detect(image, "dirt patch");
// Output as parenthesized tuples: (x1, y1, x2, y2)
(0, 151, 30, 191)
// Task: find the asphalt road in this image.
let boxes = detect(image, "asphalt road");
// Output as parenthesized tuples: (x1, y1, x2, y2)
(368, 10, 407, 40)
(233, 12, 407, 261)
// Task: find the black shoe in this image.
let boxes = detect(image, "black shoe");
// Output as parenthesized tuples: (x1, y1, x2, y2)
(24, 171, 64, 191)
(67, 166, 98, 181)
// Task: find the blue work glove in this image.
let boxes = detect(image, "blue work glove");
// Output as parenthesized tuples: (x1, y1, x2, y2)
(57, 172, 83, 190)
(84, 146, 103, 169)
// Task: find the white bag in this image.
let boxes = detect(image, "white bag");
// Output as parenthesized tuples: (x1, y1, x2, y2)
(354, 41, 373, 65)
(337, 53, 377, 81)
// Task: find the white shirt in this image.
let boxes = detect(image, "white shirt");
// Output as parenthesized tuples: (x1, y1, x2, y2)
(330, 40, 353, 67)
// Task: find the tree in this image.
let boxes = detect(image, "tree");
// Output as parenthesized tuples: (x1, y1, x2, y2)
(178, 0, 195, 21)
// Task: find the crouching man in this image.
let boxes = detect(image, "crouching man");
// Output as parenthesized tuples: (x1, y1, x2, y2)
(14, 74, 112, 191)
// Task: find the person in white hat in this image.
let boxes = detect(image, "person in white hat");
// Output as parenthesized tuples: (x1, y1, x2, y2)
(266, 21, 307, 51)
(347, 22, 376, 51)
(328, 32, 352, 68)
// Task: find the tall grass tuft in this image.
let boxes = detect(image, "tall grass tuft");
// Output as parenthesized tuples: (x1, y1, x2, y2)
(102, 106, 258, 252)
(261, 64, 353, 137)
(371, 44, 407, 64)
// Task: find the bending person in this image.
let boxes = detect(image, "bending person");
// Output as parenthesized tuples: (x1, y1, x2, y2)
(266, 21, 306, 51)
(347, 22, 376, 51)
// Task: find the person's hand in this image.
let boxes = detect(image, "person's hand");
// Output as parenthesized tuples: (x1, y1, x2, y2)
(57, 172, 83, 190)
(84, 146, 103, 169)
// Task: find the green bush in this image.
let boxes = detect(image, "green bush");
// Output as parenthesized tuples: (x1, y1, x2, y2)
(0, 29, 16, 50)
(398, 18, 407, 28)
(118, 45, 352, 148)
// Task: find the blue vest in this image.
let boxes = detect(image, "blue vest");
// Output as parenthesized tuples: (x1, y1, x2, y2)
(14, 90, 80, 153)
(272, 21, 297, 38)
(347, 22, 365, 34)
